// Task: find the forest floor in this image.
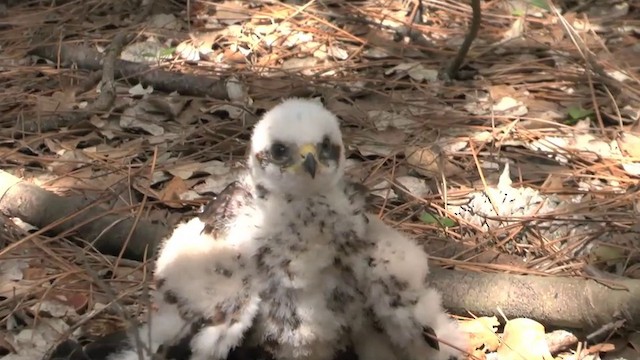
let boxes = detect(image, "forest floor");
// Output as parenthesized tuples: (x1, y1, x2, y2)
(1, 0, 640, 359)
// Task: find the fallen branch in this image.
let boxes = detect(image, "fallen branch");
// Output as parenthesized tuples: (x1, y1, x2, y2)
(19, 42, 240, 134)
(15, 34, 129, 134)
(428, 267, 640, 330)
(0, 170, 167, 260)
(27, 44, 233, 100)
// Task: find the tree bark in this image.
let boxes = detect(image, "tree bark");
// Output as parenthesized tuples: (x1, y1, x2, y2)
(0, 170, 166, 260)
(428, 268, 640, 330)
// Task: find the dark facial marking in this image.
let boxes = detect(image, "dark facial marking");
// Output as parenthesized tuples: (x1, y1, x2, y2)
(318, 136, 342, 164)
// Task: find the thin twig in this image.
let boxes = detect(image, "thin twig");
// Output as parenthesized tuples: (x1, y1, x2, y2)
(445, 0, 481, 80)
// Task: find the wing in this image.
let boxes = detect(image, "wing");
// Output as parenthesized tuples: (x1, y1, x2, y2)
(199, 181, 253, 238)
(355, 214, 468, 360)
(104, 179, 262, 360)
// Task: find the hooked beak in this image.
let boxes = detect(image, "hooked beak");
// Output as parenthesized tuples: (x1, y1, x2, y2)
(299, 144, 318, 179)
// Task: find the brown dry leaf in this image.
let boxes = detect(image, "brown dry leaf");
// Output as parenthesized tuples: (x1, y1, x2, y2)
(395, 176, 431, 198)
(498, 318, 553, 360)
(148, 13, 181, 31)
(21, 267, 48, 280)
(47, 149, 92, 175)
(458, 316, 501, 351)
(492, 96, 528, 116)
(166, 160, 231, 180)
(585, 342, 616, 354)
(119, 102, 168, 136)
(327, 44, 349, 61)
(159, 176, 189, 208)
(602, 336, 639, 360)
(45, 290, 89, 315)
(215, 0, 251, 25)
(488, 85, 518, 100)
(222, 47, 248, 64)
(133, 176, 159, 200)
(385, 63, 438, 82)
(368, 110, 417, 131)
(112, 265, 144, 283)
(35, 90, 76, 113)
(281, 57, 319, 76)
(0, 280, 42, 300)
(524, 99, 565, 126)
(83, 142, 143, 162)
(405, 146, 439, 175)
(349, 127, 406, 157)
(404, 146, 461, 177)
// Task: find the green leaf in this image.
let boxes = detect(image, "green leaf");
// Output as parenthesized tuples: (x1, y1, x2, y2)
(159, 47, 176, 57)
(419, 212, 457, 228)
(567, 106, 594, 120)
(528, 0, 550, 10)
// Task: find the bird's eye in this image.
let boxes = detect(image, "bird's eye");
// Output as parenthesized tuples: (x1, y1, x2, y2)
(269, 142, 289, 162)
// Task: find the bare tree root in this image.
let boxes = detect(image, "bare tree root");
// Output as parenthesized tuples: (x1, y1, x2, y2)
(0, 170, 167, 260)
(429, 267, 640, 330)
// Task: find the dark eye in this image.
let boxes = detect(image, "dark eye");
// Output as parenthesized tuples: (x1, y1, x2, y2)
(270, 142, 289, 162)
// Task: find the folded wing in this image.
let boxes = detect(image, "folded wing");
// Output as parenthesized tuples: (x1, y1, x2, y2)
(100, 180, 263, 360)
(353, 214, 468, 360)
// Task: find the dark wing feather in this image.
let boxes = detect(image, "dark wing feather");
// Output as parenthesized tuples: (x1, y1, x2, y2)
(48, 331, 129, 360)
(199, 181, 252, 237)
(48, 340, 90, 360)
(422, 326, 441, 351)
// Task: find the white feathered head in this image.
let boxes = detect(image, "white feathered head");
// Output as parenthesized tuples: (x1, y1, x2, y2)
(249, 98, 345, 196)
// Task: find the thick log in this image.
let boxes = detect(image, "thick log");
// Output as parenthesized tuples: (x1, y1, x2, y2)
(0, 170, 167, 259)
(429, 267, 640, 330)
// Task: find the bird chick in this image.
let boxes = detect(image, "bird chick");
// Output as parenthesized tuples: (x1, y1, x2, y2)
(96, 98, 466, 360)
